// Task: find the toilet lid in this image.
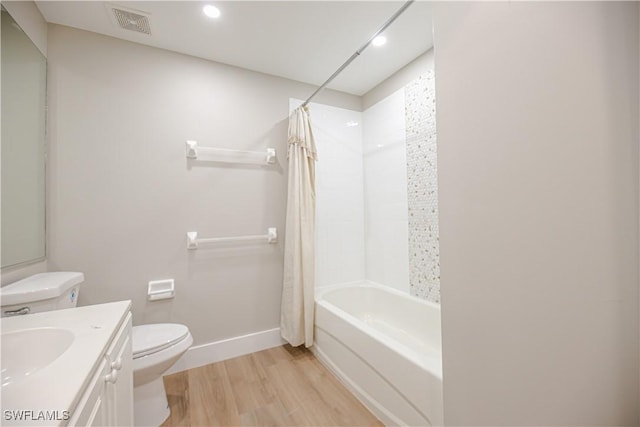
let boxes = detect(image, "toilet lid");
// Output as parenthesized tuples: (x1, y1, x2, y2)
(132, 323, 189, 359)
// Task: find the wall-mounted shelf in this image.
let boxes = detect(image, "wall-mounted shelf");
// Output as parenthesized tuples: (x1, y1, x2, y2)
(186, 140, 276, 164)
(187, 228, 277, 249)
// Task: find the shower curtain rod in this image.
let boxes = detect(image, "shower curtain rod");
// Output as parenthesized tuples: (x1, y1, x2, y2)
(301, 0, 415, 108)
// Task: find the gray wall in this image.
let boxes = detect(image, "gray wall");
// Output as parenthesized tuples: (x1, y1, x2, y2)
(45, 24, 360, 346)
(435, 2, 639, 425)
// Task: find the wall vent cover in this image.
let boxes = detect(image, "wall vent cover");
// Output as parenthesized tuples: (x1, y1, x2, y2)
(107, 4, 151, 35)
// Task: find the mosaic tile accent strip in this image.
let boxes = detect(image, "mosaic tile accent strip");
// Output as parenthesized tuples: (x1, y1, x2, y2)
(405, 71, 440, 303)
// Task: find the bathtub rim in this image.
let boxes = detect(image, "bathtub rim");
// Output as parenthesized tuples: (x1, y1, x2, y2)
(316, 279, 441, 312)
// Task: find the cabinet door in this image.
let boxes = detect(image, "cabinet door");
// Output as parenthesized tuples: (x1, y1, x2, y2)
(67, 359, 109, 427)
(104, 314, 133, 427)
(86, 393, 107, 427)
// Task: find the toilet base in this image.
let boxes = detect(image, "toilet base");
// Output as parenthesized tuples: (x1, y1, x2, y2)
(134, 377, 171, 427)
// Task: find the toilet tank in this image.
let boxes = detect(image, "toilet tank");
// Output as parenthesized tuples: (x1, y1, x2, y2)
(0, 272, 83, 317)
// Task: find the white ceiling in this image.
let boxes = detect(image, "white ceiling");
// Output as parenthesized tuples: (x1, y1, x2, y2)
(36, 1, 433, 96)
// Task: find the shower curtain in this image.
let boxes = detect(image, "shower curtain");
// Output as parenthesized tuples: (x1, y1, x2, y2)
(280, 106, 317, 347)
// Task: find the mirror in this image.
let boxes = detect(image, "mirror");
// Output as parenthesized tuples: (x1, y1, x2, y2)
(1, 7, 47, 268)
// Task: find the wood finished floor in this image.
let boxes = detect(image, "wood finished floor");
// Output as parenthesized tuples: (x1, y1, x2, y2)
(161, 345, 383, 427)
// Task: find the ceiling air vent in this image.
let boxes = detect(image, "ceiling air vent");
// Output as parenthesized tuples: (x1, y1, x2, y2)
(107, 4, 151, 35)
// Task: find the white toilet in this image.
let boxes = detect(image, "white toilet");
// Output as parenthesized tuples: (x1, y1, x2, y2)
(0, 272, 192, 427)
(132, 323, 193, 426)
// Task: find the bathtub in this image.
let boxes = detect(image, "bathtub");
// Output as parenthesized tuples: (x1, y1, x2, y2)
(313, 281, 443, 426)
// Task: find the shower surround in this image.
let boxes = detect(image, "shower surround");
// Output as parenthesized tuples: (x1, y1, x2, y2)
(301, 70, 439, 303)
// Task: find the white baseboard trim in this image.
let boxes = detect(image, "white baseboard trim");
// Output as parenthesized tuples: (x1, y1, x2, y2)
(165, 327, 286, 375)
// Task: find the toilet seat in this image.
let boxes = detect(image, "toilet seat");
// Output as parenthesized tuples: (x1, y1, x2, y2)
(132, 323, 190, 359)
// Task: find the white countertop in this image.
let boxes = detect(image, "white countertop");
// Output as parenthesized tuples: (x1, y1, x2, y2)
(1, 301, 131, 426)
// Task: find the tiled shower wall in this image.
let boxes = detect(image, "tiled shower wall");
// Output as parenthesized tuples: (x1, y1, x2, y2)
(405, 71, 440, 303)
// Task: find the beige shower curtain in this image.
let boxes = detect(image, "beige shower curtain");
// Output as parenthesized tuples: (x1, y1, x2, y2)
(280, 106, 317, 347)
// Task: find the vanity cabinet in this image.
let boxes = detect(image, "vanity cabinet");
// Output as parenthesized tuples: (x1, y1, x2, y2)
(68, 313, 133, 427)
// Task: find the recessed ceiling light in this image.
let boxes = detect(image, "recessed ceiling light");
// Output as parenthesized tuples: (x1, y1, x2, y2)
(203, 5, 221, 19)
(346, 121, 359, 127)
(372, 35, 387, 47)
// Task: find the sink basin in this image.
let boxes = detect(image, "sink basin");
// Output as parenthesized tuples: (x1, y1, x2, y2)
(1, 327, 74, 387)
